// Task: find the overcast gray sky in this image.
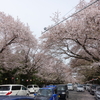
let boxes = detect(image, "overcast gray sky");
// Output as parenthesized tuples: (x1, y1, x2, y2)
(0, 0, 90, 38)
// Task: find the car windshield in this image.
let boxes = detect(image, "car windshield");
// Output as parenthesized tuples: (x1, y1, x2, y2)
(67, 84, 72, 86)
(78, 85, 83, 87)
(37, 89, 52, 97)
(87, 84, 91, 86)
(91, 85, 97, 89)
(57, 86, 66, 91)
(0, 86, 10, 91)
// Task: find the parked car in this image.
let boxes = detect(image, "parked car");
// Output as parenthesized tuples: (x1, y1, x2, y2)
(27, 84, 39, 94)
(85, 84, 92, 92)
(0, 95, 34, 100)
(76, 84, 84, 92)
(56, 84, 69, 100)
(67, 83, 74, 90)
(73, 84, 77, 88)
(0, 84, 30, 96)
(95, 86, 100, 100)
(90, 84, 98, 95)
(34, 86, 59, 100)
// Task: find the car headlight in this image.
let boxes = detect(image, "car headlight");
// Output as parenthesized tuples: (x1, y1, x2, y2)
(62, 92, 65, 94)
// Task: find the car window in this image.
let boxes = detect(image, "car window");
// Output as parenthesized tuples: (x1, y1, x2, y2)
(57, 86, 66, 91)
(12, 86, 21, 90)
(37, 89, 52, 96)
(34, 85, 38, 87)
(92, 85, 97, 89)
(27, 86, 32, 88)
(0, 86, 10, 91)
(22, 86, 27, 90)
(97, 88, 100, 91)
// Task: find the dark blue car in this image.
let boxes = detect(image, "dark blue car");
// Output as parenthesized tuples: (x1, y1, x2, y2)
(34, 86, 59, 100)
(0, 95, 34, 100)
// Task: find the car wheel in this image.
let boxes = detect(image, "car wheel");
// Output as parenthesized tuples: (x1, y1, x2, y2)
(27, 93, 29, 96)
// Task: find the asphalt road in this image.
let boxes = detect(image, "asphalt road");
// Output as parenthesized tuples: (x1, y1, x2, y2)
(67, 90, 95, 100)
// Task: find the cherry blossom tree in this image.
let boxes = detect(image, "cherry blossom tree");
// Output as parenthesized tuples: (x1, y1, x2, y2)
(0, 12, 36, 53)
(35, 53, 71, 83)
(40, 0, 100, 64)
(70, 58, 100, 82)
(0, 12, 38, 78)
(39, 0, 100, 83)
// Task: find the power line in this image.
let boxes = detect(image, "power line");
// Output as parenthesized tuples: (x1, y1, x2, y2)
(42, 0, 99, 34)
(62, 3, 79, 18)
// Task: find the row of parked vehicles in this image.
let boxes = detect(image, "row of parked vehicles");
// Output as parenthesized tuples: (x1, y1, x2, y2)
(34, 84, 69, 100)
(1, 83, 99, 100)
(85, 83, 100, 100)
(0, 84, 69, 100)
(0, 84, 39, 96)
(67, 83, 85, 92)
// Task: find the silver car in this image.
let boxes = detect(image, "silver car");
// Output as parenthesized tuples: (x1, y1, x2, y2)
(95, 86, 100, 100)
(85, 84, 92, 92)
(76, 84, 84, 92)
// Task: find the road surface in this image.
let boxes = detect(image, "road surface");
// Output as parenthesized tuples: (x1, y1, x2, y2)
(67, 90, 95, 100)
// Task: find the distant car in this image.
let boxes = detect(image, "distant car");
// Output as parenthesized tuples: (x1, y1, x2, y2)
(76, 84, 84, 92)
(0, 84, 30, 96)
(0, 95, 34, 100)
(90, 84, 98, 95)
(27, 84, 39, 94)
(34, 86, 59, 100)
(83, 84, 86, 89)
(74, 84, 77, 88)
(56, 84, 69, 100)
(67, 83, 74, 90)
(95, 86, 100, 100)
(85, 84, 92, 92)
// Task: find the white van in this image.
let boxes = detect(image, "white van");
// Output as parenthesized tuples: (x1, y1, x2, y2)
(0, 84, 30, 96)
(27, 85, 39, 94)
(67, 83, 74, 90)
